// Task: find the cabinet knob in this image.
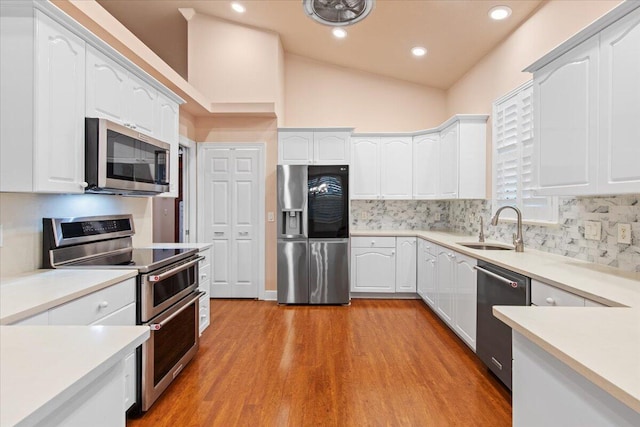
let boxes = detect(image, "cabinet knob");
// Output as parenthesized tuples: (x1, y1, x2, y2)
(545, 297, 556, 305)
(201, 273, 207, 280)
(370, 241, 375, 246)
(131, 125, 137, 129)
(430, 260, 436, 264)
(391, 250, 395, 255)
(79, 182, 88, 189)
(98, 301, 109, 309)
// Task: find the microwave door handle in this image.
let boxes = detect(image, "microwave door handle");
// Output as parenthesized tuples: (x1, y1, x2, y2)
(149, 291, 204, 330)
(145, 257, 203, 283)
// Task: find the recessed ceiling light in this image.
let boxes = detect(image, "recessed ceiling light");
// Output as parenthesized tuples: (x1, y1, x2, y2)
(231, 2, 246, 13)
(411, 46, 427, 57)
(489, 6, 512, 20)
(332, 28, 347, 39)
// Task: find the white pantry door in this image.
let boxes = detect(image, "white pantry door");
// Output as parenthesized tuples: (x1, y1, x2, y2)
(199, 146, 262, 298)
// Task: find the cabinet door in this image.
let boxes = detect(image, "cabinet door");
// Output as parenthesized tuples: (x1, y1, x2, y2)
(156, 93, 179, 197)
(127, 73, 157, 137)
(278, 132, 313, 164)
(350, 247, 396, 293)
(413, 133, 439, 199)
(351, 137, 380, 199)
(454, 254, 477, 351)
(436, 248, 454, 327)
(533, 36, 599, 195)
(424, 252, 437, 309)
(416, 240, 427, 299)
(439, 123, 459, 199)
(598, 9, 640, 194)
(380, 136, 413, 199)
(313, 131, 350, 164)
(395, 237, 416, 292)
(85, 46, 127, 125)
(33, 11, 86, 193)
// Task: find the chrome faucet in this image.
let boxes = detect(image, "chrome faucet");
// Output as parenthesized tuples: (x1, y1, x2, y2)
(491, 206, 525, 252)
(478, 217, 485, 242)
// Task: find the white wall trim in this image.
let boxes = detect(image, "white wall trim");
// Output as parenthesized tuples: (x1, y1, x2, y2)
(179, 135, 197, 244)
(197, 142, 266, 301)
(263, 290, 277, 301)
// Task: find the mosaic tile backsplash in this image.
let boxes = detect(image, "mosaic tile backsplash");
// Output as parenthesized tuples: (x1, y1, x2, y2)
(351, 195, 640, 272)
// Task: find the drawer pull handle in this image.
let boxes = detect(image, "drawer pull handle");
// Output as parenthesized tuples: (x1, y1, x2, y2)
(201, 273, 207, 280)
(98, 301, 109, 309)
(491, 357, 503, 370)
(545, 297, 556, 305)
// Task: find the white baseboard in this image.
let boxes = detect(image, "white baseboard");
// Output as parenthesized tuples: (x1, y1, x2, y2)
(350, 292, 419, 299)
(262, 290, 277, 301)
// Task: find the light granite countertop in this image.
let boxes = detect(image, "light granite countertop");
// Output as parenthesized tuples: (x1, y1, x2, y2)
(352, 229, 640, 413)
(0, 325, 149, 427)
(0, 269, 138, 325)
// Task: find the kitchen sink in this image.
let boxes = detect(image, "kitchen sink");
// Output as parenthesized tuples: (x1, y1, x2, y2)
(457, 242, 514, 251)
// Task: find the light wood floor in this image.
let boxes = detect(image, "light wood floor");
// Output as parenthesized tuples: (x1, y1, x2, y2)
(128, 299, 511, 426)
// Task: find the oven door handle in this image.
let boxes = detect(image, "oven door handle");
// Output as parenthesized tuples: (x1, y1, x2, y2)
(474, 265, 519, 288)
(148, 291, 205, 330)
(145, 256, 205, 283)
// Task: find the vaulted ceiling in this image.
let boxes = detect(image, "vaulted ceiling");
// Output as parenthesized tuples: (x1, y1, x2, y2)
(97, 0, 544, 89)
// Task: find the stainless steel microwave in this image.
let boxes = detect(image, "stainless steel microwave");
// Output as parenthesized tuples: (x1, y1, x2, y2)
(85, 118, 170, 195)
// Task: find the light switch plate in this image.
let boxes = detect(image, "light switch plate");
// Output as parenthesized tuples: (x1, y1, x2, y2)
(360, 212, 368, 220)
(267, 212, 275, 222)
(617, 223, 631, 245)
(435, 212, 441, 221)
(584, 220, 601, 241)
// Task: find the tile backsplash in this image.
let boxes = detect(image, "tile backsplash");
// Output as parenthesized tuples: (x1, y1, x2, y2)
(352, 195, 640, 272)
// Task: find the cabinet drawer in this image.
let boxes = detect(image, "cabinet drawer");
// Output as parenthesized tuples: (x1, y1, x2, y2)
(351, 236, 396, 248)
(419, 238, 438, 256)
(531, 280, 585, 307)
(49, 278, 136, 325)
(90, 302, 135, 326)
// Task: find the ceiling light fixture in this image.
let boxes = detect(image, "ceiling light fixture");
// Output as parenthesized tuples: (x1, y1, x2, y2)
(231, 2, 246, 14)
(411, 46, 427, 57)
(332, 28, 348, 39)
(489, 6, 512, 21)
(303, 0, 376, 27)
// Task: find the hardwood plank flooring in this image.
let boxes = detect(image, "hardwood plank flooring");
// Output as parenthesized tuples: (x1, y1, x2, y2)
(128, 299, 511, 426)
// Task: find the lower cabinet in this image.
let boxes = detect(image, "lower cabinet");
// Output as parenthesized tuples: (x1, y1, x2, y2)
(12, 277, 138, 412)
(350, 236, 417, 294)
(417, 239, 477, 351)
(198, 248, 211, 335)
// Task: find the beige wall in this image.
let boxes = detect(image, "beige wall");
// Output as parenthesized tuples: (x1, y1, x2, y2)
(187, 12, 285, 122)
(194, 117, 278, 292)
(0, 193, 152, 277)
(284, 54, 447, 132)
(446, 0, 623, 195)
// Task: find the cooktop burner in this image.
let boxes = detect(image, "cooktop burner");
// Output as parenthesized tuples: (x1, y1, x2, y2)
(65, 248, 197, 273)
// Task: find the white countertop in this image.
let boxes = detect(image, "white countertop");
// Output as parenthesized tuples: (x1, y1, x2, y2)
(0, 325, 149, 427)
(353, 229, 640, 413)
(0, 269, 138, 325)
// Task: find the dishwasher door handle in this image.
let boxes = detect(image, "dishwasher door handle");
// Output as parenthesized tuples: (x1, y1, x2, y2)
(474, 265, 519, 288)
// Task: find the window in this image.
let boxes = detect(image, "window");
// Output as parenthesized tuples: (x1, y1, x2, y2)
(493, 81, 558, 223)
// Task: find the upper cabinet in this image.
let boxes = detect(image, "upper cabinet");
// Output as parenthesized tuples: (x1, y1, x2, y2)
(278, 129, 352, 165)
(352, 115, 487, 201)
(0, 1, 183, 196)
(1, 8, 86, 193)
(351, 136, 413, 199)
(526, 3, 640, 196)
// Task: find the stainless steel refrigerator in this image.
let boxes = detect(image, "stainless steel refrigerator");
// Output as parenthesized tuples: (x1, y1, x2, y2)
(277, 165, 350, 304)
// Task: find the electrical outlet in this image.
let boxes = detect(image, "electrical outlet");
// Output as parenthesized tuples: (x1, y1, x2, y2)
(617, 223, 631, 245)
(360, 211, 368, 220)
(435, 212, 441, 221)
(584, 221, 601, 241)
(267, 212, 275, 222)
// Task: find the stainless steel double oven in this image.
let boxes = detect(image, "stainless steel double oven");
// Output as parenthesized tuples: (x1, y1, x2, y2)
(43, 215, 203, 414)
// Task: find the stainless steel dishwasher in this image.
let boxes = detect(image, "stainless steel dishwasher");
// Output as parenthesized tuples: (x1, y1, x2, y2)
(475, 261, 530, 390)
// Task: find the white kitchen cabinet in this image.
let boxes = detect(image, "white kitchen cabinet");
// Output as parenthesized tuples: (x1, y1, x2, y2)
(351, 137, 381, 199)
(439, 123, 459, 199)
(278, 129, 351, 165)
(527, 4, 640, 196)
(198, 248, 211, 335)
(531, 279, 610, 307)
(380, 137, 413, 199)
(85, 45, 128, 125)
(435, 247, 455, 327)
(413, 132, 440, 199)
(351, 136, 413, 199)
(1, 7, 86, 194)
(351, 238, 396, 293)
(598, 8, 640, 194)
(417, 239, 437, 309)
(395, 237, 417, 292)
(453, 253, 477, 351)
